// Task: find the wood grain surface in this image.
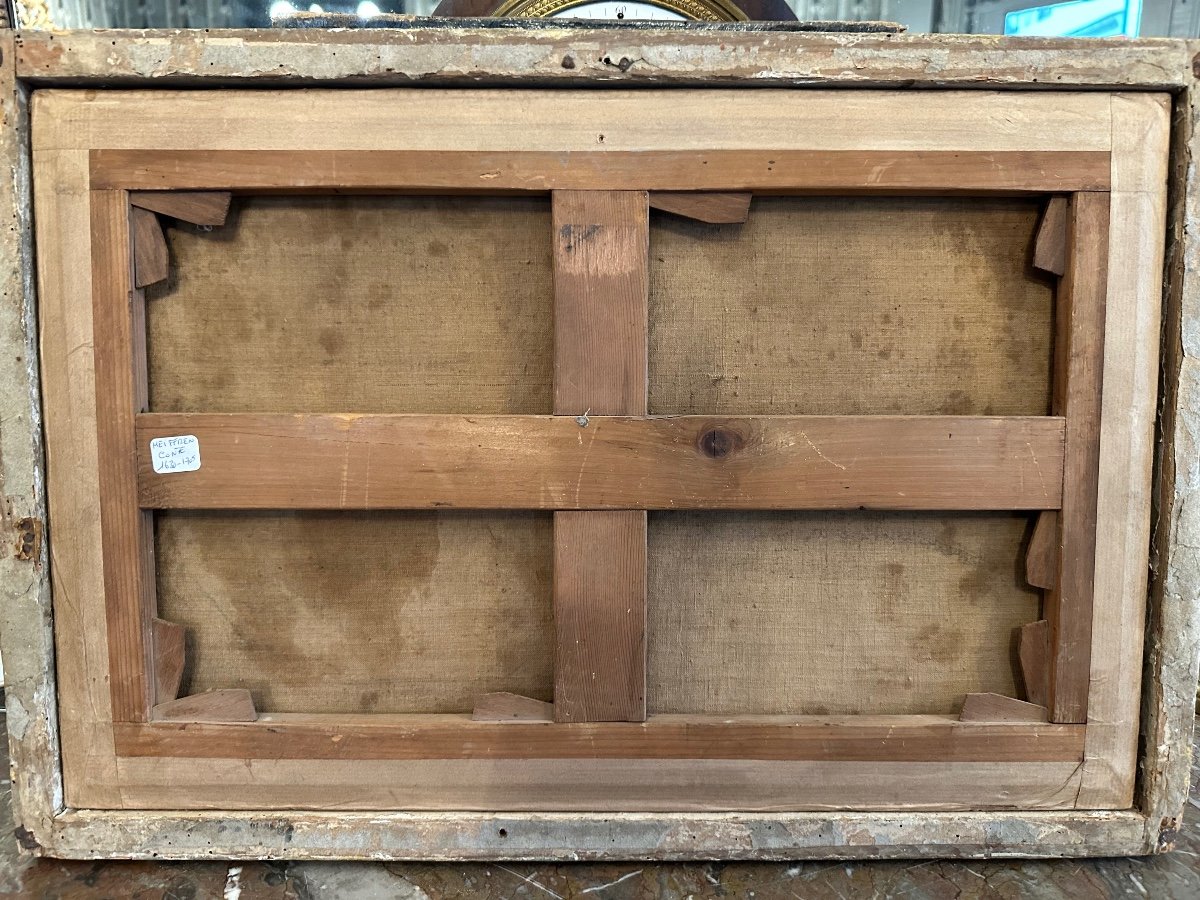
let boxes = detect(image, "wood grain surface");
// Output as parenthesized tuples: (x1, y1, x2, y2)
(151, 689, 257, 723)
(959, 693, 1049, 723)
(91, 190, 156, 724)
(39, 89, 1115, 156)
(1047, 192, 1110, 723)
(135, 414, 1066, 511)
(552, 191, 649, 723)
(649, 192, 752, 223)
(1025, 510, 1059, 590)
(1019, 619, 1051, 707)
(129, 190, 231, 226)
(114, 714, 1085, 762)
(554, 511, 647, 722)
(89, 149, 1111, 193)
(151, 618, 185, 704)
(471, 693, 555, 722)
(1034, 196, 1069, 276)
(130, 207, 168, 288)
(553, 191, 648, 418)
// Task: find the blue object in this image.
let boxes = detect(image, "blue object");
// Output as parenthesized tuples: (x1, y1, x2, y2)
(1004, 0, 1141, 37)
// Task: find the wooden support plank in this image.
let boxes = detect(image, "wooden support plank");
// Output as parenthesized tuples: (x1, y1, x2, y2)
(92, 190, 156, 724)
(649, 192, 751, 223)
(129, 190, 231, 226)
(89, 149, 1112, 194)
(1034, 196, 1069, 276)
(1077, 94, 1171, 809)
(552, 190, 649, 724)
(118, 759, 1095, 813)
(151, 618, 186, 705)
(113, 715, 1084, 763)
(554, 511, 647, 723)
(553, 191, 649, 417)
(109, 756, 1093, 813)
(130, 206, 168, 289)
(1026, 510, 1059, 590)
(152, 689, 257, 723)
(41, 90, 1117, 155)
(135, 413, 1066, 512)
(1047, 192, 1109, 724)
(960, 693, 1050, 723)
(471, 693, 555, 723)
(36, 149, 128, 808)
(1019, 620, 1050, 708)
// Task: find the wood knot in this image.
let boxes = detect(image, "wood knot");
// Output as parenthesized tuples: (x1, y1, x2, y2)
(697, 427, 742, 460)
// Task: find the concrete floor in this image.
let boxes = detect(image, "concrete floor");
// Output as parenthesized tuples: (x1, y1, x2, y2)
(0, 718, 1198, 898)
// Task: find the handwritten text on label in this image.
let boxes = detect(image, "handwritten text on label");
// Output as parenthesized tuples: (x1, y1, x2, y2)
(150, 435, 201, 474)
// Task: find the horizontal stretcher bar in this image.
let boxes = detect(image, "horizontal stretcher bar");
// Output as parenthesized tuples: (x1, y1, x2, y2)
(90, 148, 1111, 193)
(115, 714, 1084, 763)
(136, 413, 1065, 511)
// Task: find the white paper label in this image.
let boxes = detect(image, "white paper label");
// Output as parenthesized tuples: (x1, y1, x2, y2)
(150, 435, 201, 474)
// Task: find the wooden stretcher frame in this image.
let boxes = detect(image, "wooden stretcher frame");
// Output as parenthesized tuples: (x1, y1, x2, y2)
(4, 28, 1194, 859)
(30, 85, 1167, 815)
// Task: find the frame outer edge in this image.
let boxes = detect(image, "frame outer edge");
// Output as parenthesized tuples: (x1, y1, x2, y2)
(39, 810, 1150, 862)
(0, 28, 65, 854)
(1139, 58, 1200, 856)
(10, 29, 1195, 89)
(4, 26, 1196, 860)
